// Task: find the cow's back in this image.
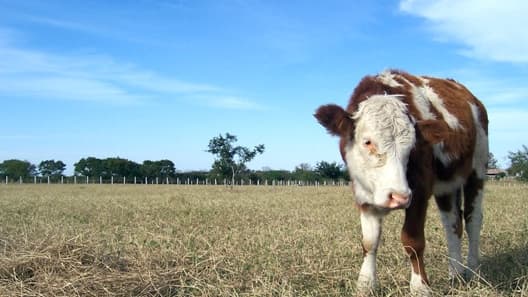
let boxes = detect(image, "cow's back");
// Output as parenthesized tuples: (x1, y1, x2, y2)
(345, 70, 488, 188)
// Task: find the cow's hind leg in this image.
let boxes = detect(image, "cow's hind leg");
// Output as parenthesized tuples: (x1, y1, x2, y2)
(401, 199, 431, 296)
(435, 189, 464, 282)
(463, 171, 484, 280)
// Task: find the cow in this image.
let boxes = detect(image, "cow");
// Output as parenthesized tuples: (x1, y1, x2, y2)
(314, 70, 488, 296)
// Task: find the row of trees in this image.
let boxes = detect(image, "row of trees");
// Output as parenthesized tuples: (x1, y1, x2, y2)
(3, 132, 528, 182)
(0, 158, 348, 183)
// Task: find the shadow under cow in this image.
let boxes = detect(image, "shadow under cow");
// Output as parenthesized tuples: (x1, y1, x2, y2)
(479, 244, 528, 294)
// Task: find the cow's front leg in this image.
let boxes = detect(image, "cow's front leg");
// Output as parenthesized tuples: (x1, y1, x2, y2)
(357, 208, 383, 294)
(401, 200, 431, 296)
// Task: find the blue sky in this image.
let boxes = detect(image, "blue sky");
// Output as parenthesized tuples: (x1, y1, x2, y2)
(1, 0, 528, 173)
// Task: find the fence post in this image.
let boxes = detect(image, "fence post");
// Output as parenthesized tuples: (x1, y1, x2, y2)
(74, 176, 77, 184)
(167, 177, 169, 184)
(34, 176, 36, 184)
(19, 176, 22, 184)
(156, 177, 159, 184)
(5, 176, 7, 184)
(145, 177, 148, 184)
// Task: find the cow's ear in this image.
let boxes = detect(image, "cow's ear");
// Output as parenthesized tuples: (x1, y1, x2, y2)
(416, 120, 449, 144)
(314, 104, 354, 137)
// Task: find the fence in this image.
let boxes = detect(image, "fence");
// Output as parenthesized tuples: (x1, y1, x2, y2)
(1, 175, 350, 187)
(4, 176, 524, 189)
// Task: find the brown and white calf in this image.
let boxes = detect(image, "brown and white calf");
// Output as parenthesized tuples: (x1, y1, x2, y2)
(315, 70, 488, 295)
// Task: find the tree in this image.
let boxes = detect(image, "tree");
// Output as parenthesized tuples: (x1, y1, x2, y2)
(142, 160, 176, 178)
(207, 133, 265, 186)
(38, 160, 66, 178)
(104, 157, 141, 179)
(315, 161, 343, 180)
(507, 145, 528, 181)
(292, 163, 319, 182)
(487, 152, 498, 169)
(74, 157, 104, 177)
(0, 159, 37, 180)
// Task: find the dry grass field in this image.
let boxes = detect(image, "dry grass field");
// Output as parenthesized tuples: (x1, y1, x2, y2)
(0, 183, 526, 296)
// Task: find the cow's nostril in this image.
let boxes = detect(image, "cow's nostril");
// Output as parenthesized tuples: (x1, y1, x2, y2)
(390, 193, 409, 202)
(386, 192, 411, 209)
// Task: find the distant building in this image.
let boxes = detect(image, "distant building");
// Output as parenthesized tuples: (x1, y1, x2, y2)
(486, 168, 506, 179)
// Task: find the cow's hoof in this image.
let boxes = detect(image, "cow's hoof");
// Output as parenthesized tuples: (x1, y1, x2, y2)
(410, 277, 432, 296)
(356, 277, 378, 296)
(463, 267, 480, 283)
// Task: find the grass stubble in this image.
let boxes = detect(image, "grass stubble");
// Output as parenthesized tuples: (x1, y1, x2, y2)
(0, 183, 526, 296)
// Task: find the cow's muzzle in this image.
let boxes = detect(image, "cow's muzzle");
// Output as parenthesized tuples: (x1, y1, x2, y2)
(385, 192, 412, 209)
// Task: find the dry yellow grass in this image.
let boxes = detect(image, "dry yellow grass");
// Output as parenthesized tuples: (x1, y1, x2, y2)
(0, 183, 526, 296)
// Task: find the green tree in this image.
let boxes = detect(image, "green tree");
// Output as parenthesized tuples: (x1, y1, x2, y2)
(487, 152, 498, 169)
(142, 160, 176, 178)
(292, 163, 319, 182)
(315, 161, 343, 180)
(38, 160, 66, 178)
(74, 157, 104, 177)
(0, 159, 37, 180)
(207, 133, 265, 186)
(104, 157, 141, 179)
(507, 145, 528, 181)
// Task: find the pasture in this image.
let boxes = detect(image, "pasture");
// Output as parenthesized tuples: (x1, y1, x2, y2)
(0, 183, 526, 296)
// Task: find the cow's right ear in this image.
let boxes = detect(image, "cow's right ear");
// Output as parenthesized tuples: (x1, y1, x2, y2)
(314, 104, 354, 137)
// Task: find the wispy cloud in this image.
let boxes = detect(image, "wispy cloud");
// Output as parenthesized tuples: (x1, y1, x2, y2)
(399, 0, 528, 63)
(202, 96, 266, 110)
(0, 30, 263, 109)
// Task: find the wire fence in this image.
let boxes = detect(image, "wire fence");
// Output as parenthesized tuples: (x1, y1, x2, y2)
(2, 176, 525, 188)
(1, 175, 351, 187)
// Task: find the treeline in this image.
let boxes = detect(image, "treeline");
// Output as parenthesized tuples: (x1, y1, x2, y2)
(0, 158, 349, 183)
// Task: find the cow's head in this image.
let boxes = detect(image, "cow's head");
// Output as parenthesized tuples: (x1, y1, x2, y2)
(315, 95, 446, 210)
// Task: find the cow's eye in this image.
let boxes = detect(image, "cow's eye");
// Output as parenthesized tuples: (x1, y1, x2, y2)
(363, 140, 377, 154)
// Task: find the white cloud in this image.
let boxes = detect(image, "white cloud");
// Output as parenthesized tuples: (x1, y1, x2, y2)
(205, 96, 265, 110)
(0, 31, 262, 109)
(400, 0, 528, 63)
(188, 94, 266, 110)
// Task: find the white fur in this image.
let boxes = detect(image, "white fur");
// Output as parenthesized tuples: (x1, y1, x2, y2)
(470, 103, 489, 179)
(410, 86, 437, 120)
(377, 70, 403, 87)
(438, 206, 464, 279)
(357, 210, 382, 293)
(410, 271, 432, 296)
(346, 96, 415, 208)
(433, 142, 456, 166)
(464, 103, 486, 278)
(417, 77, 462, 130)
(465, 189, 483, 276)
(394, 74, 437, 121)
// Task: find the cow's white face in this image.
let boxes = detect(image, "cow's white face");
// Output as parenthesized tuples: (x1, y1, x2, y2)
(345, 96, 416, 209)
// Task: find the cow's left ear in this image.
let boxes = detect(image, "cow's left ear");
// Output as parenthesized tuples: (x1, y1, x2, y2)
(416, 120, 450, 144)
